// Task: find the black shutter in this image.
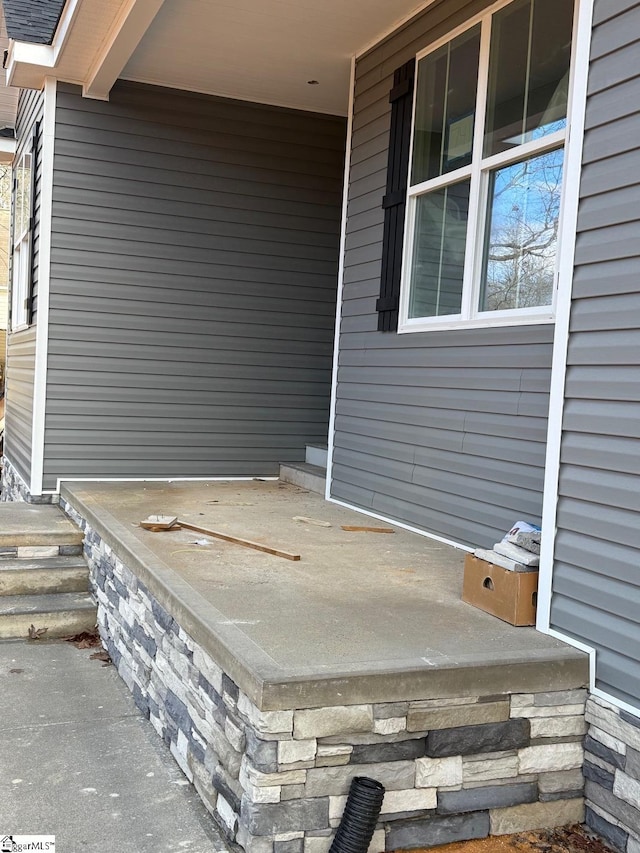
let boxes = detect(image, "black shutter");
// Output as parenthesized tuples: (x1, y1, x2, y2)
(25, 119, 40, 325)
(376, 58, 415, 332)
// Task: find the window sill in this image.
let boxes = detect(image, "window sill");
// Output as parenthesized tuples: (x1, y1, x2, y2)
(397, 312, 555, 334)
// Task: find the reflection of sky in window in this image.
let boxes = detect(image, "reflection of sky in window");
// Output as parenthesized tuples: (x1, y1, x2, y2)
(482, 147, 563, 310)
(490, 150, 562, 248)
(500, 119, 566, 148)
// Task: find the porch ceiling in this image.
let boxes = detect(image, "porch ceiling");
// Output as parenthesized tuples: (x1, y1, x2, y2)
(121, 0, 430, 115)
(5, 0, 432, 114)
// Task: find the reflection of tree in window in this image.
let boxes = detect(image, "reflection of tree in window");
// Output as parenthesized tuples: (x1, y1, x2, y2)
(481, 148, 563, 311)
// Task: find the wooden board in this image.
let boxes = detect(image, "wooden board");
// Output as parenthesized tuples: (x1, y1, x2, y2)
(178, 520, 300, 561)
(140, 515, 178, 531)
(341, 525, 395, 534)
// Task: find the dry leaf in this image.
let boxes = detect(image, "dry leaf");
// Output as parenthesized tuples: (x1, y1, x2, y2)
(65, 629, 101, 649)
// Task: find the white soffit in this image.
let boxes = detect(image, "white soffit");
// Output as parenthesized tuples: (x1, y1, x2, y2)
(122, 0, 429, 115)
(0, 8, 19, 133)
(6, 0, 130, 91)
(51, 0, 130, 85)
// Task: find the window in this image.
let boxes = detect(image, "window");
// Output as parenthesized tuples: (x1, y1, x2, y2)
(399, 0, 574, 331)
(11, 148, 33, 329)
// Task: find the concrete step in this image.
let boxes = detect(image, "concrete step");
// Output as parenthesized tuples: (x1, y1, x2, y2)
(0, 592, 97, 639)
(279, 462, 326, 495)
(305, 443, 328, 469)
(0, 556, 90, 596)
(0, 503, 83, 549)
(0, 544, 83, 560)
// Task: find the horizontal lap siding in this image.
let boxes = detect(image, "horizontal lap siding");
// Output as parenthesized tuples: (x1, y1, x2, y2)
(551, 0, 640, 707)
(4, 88, 45, 487)
(43, 83, 345, 487)
(4, 327, 36, 485)
(332, 0, 553, 548)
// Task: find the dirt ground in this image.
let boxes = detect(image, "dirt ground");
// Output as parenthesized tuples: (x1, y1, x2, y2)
(394, 825, 616, 853)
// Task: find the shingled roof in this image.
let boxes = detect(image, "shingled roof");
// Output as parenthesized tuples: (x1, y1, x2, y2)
(2, 0, 67, 45)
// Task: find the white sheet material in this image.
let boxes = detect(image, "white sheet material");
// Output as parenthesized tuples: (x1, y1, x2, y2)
(493, 540, 540, 567)
(502, 520, 540, 542)
(473, 548, 535, 573)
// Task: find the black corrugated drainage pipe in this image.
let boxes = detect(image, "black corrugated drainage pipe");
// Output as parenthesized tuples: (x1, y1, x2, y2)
(330, 776, 386, 853)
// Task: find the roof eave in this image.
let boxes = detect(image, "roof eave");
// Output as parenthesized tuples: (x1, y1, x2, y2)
(5, 0, 165, 101)
(5, 0, 80, 90)
(0, 136, 15, 161)
(5, 39, 55, 88)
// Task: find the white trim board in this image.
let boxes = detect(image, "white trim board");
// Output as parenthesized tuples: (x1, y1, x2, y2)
(29, 77, 56, 498)
(50, 475, 279, 494)
(84, 0, 166, 100)
(0, 138, 15, 162)
(325, 55, 356, 502)
(536, 0, 594, 635)
(327, 495, 472, 553)
(546, 627, 640, 717)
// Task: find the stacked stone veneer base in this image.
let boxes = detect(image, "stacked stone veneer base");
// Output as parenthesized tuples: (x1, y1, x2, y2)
(584, 696, 640, 852)
(62, 498, 586, 853)
(1, 457, 55, 504)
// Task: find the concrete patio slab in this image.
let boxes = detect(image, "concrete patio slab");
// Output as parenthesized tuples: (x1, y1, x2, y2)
(0, 640, 230, 852)
(61, 480, 587, 710)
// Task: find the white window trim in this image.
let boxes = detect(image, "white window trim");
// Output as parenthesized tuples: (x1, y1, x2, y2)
(398, 0, 576, 334)
(30, 78, 57, 498)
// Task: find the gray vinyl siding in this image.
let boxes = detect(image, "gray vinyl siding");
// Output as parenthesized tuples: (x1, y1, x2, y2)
(43, 82, 344, 488)
(550, 0, 640, 708)
(4, 326, 36, 486)
(4, 87, 45, 488)
(331, 0, 554, 548)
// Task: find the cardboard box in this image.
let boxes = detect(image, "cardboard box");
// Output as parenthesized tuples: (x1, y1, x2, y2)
(462, 554, 538, 626)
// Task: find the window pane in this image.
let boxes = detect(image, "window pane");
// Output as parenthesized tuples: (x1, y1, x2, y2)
(21, 152, 32, 237)
(480, 147, 564, 312)
(12, 242, 27, 328)
(412, 26, 480, 184)
(408, 180, 470, 318)
(14, 153, 32, 241)
(484, 0, 573, 156)
(14, 160, 24, 238)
